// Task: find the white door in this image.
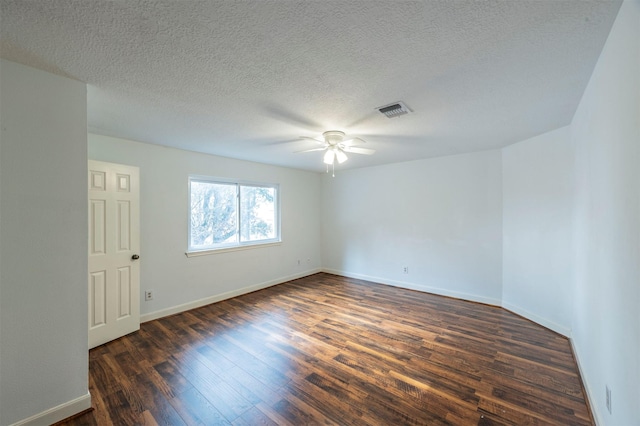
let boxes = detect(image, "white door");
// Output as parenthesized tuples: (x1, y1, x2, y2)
(88, 160, 140, 349)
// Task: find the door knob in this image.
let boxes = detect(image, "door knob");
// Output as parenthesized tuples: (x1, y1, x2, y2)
(131, 254, 140, 260)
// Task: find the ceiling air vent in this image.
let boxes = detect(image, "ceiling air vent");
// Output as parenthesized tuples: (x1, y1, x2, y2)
(376, 101, 411, 118)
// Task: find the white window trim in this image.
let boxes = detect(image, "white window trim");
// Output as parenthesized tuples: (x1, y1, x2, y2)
(185, 241, 282, 257)
(186, 175, 281, 256)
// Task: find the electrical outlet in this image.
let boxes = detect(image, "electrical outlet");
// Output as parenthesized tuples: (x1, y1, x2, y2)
(403, 266, 409, 274)
(606, 385, 612, 414)
(145, 290, 154, 301)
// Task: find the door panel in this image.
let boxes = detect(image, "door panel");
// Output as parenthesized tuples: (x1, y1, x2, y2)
(88, 160, 140, 349)
(117, 200, 131, 251)
(89, 271, 107, 328)
(90, 200, 106, 255)
(117, 266, 131, 318)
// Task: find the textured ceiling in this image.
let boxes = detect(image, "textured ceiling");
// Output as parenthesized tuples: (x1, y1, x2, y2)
(0, 1, 622, 172)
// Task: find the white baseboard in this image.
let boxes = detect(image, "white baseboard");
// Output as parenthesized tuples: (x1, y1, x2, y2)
(11, 392, 91, 426)
(322, 268, 502, 307)
(140, 268, 322, 323)
(570, 338, 601, 425)
(501, 301, 571, 337)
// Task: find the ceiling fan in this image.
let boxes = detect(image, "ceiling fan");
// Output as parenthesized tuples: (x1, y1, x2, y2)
(295, 130, 375, 176)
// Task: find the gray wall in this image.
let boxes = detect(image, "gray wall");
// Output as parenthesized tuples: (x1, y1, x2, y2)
(0, 60, 89, 425)
(570, 1, 639, 423)
(321, 150, 503, 305)
(502, 126, 574, 335)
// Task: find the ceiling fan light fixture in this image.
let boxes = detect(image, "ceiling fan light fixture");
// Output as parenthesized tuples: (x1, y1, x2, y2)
(323, 149, 336, 165)
(295, 130, 374, 174)
(335, 149, 348, 164)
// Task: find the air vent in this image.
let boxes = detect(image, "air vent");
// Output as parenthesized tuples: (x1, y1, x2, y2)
(376, 101, 411, 118)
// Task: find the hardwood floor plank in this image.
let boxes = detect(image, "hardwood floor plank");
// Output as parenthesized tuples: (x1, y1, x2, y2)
(153, 358, 194, 396)
(60, 273, 593, 425)
(129, 372, 187, 426)
(254, 402, 295, 426)
(140, 410, 160, 426)
(210, 334, 291, 390)
(84, 373, 113, 426)
(231, 406, 279, 426)
(223, 365, 286, 407)
(173, 351, 252, 422)
(168, 387, 230, 425)
(270, 389, 339, 425)
(490, 385, 591, 425)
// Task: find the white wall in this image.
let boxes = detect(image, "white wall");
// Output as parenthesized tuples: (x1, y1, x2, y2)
(570, 1, 640, 424)
(88, 134, 322, 319)
(502, 127, 574, 335)
(321, 150, 503, 304)
(0, 60, 90, 425)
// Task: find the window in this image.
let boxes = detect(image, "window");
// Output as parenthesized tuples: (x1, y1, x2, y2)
(188, 176, 280, 254)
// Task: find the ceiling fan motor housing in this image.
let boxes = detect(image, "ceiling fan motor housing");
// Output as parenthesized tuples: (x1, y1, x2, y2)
(323, 130, 346, 146)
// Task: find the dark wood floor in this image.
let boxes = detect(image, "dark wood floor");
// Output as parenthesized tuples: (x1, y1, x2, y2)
(61, 273, 593, 425)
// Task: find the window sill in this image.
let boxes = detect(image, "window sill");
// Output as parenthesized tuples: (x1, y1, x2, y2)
(185, 241, 282, 257)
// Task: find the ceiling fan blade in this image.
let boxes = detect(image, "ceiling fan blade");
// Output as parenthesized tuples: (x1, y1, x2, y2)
(262, 104, 323, 129)
(342, 137, 366, 147)
(295, 147, 327, 153)
(264, 138, 300, 146)
(299, 136, 326, 145)
(343, 146, 375, 155)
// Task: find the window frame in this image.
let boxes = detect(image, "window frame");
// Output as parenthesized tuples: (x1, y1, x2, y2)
(186, 175, 281, 257)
